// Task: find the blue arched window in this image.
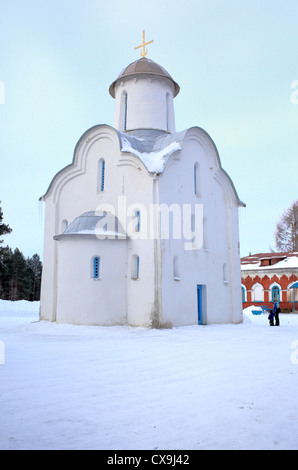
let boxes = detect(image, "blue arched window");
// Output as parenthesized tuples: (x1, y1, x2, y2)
(93, 257, 100, 279)
(135, 210, 141, 232)
(272, 286, 280, 302)
(241, 286, 246, 302)
(194, 163, 201, 197)
(97, 159, 105, 192)
(124, 93, 128, 131)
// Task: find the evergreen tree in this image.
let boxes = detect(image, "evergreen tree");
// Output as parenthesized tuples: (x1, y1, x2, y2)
(0, 246, 13, 299)
(26, 254, 42, 301)
(0, 203, 43, 301)
(7, 248, 31, 301)
(0, 202, 13, 297)
(0, 249, 43, 301)
(0, 202, 12, 247)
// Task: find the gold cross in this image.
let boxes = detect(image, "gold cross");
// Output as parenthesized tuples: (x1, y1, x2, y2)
(134, 30, 154, 58)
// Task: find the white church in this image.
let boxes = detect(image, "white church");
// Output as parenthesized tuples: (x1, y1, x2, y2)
(39, 46, 245, 327)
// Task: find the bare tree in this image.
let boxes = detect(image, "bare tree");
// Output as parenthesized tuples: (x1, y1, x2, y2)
(275, 200, 298, 252)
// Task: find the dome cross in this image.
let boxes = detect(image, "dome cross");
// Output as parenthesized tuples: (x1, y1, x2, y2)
(134, 30, 154, 58)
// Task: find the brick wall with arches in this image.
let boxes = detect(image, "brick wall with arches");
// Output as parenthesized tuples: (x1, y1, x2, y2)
(241, 252, 298, 312)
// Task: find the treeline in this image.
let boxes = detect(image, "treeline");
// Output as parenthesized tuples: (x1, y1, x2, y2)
(0, 247, 42, 301)
(0, 202, 42, 301)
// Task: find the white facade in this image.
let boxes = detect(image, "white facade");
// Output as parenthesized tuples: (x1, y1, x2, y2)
(113, 75, 176, 133)
(40, 57, 244, 327)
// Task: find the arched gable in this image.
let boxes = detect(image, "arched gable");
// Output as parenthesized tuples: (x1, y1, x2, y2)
(39, 125, 121, 204)
(181, 127, 245, 208)
(39, 124, 245, 212)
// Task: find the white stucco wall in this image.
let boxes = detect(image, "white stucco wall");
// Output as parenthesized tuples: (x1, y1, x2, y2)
(39, 199, 58, 322)
(113, 75, 176, 133)
(158, 129, 243, 325)
(40, 125, 158, 327)
(56, 237, 127, 325)
(126, 238, 156, 327)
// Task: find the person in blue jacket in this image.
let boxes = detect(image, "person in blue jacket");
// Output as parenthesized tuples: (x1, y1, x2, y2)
(273, 302, 281, 326)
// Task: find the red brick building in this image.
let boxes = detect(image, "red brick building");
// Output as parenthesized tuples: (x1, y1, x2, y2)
(241, 252, 298, 311)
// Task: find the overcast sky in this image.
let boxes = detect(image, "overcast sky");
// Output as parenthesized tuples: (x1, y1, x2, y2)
(0, 0, 297, 259)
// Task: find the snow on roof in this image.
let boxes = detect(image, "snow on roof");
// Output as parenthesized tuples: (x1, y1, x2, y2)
(121, 137, 181, 173)
(241, 252, 298, 270)
(273, 256, 298, 268)
(119, 129, 185, 173)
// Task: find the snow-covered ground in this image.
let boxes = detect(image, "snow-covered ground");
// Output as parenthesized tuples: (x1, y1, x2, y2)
(1, 300, 298, 450)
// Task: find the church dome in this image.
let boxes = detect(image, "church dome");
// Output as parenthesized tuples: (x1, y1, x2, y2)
(54, 211, 127, 240)
(109, 57, 180, 98)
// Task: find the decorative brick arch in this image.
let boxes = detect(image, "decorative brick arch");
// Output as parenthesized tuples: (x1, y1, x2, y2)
(241, 252, 298, 311)
(251, 282, 264, 302)
(241, 273, 298, 311)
